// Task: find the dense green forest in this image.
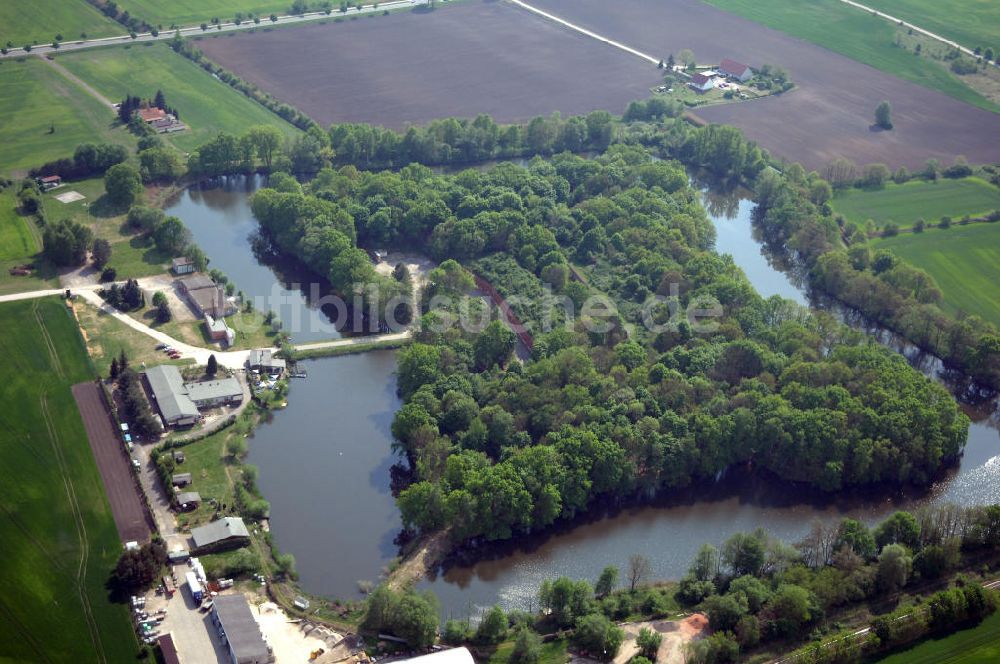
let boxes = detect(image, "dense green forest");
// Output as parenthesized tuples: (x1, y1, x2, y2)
(246, 141, 969, 549)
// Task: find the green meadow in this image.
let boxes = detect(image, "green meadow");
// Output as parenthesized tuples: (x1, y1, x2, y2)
(703, 0, 999, 113)
(0, 189, 57, 294)
(866, 0, 1000, 52)
(875, 609, 1000, 663)
(833, 178, 1000, 227)
(0, 297, 137, 663)
(115, 0, 290, 27)
(0, 0, 121, 49)
(875, 222, 1000, 328)
(57, 42, 298, 152)
(0, 57, 134, 175)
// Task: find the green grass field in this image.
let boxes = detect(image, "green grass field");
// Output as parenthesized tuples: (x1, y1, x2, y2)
(867, 0, 1000, 53)
(833, 177, 1000, 227)
(57, 42, 298, 152)
(0, 0, 121, 49)
(876, 609, 1000, 663)
(703, 0, 1000, 113)
(0, 297, 137, 663)
(0, 57, 135, 176)
(115, 0, 290, 27)
(874, 222, 1000, 328)
(0, 189, 59, 294)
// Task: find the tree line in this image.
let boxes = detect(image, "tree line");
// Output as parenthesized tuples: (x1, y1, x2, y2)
(360, 503, 999, 662)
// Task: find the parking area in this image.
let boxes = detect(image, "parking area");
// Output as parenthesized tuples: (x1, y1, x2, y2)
(145, 565, 231, 664)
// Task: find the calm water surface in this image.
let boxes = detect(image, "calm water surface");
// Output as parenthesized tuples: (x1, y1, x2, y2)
(166, 176, 343, 343)
(170, 178, 1000, 618)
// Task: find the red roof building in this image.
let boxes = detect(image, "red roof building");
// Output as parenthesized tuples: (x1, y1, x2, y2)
(719, 58, 753, 82)
(688, 72, 716, 92)
(157, 634, 181, 664)
(138, 107, 167, 123)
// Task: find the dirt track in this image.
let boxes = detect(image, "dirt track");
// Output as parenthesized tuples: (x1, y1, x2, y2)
(72, 382, 153, 543)
(196, 0, 661, 128)
(533, 0, 1000, 170)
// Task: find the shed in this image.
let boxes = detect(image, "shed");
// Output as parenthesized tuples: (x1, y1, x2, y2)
(247, 349, 286, 376)
(158, 634, 181, 664)
(37, 175, 62, 190)
(176, 491, 201, 510)
(191, 516, 251, 553)
(172, 450, 186, 463)
(171, 472, 192, 487)
(171, 257, 195, 275)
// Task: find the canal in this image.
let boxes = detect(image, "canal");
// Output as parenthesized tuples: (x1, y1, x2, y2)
(170, 174, 999, 618)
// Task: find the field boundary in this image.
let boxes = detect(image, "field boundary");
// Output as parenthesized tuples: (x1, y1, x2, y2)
(72, 381, 155, 544)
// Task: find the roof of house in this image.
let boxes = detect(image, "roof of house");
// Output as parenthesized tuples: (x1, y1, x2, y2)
(399, 648, 475, 664)
(191, 517, 250, 549)
(185, 377, 242, 403)
(179, 274, 216, 291)
(213, 595, 270, 662)
(249, 348, 287, 369)
(139, 107, 166, 122)
(186, 286, 230, 317)
(176, 491, 201, 504)
(691, 73, 714, 85)
(172, 257, 193, 267)
(146, 365, 200, 423)
(204, 314, 229, 334)
(157, 634, 181, 664)
(719, 58, 751, 74)
(39, 175, 62, 182)
(172, 472, 192, 484)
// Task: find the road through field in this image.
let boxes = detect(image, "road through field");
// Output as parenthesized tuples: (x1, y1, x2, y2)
(506, 0, 659, 65)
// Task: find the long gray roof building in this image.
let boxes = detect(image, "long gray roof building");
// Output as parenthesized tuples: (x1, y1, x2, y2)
(191, 516, 250, 552)
(212, 594, 273, 664)
(145, 365, 200, 426)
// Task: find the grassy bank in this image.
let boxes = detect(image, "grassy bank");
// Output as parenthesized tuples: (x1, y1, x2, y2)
(0, 297, 136, 662)
(866, 0, 1000, 52)
(703, 0, 1000, 113)
(0, 188, 58, 294)
(0, 56, 135, 175)
(0, 0, 121, 49)
(290, 336, 411, 360)
(832, 177, 1000, 228)
(874, 222, 1000, 328)
(56, 42, 298, 152)
(874, 608, 1000, 663)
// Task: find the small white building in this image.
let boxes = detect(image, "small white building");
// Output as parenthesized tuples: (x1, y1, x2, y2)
(688, 72, 716, 92)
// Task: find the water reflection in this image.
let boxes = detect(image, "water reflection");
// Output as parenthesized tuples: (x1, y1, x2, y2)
(165, 175, 344, 343)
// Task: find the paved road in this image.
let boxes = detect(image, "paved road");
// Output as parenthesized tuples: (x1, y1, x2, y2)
(0, 284, 415, 367)
(0, 0, 422, 60)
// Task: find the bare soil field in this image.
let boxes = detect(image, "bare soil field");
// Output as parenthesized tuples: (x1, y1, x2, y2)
(72, 382, 153, 543)
(196, 0, 661, 128)
(534, 0, 1000, 170)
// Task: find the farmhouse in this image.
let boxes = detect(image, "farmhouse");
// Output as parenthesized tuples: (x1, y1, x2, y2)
(171, 257, 195, 275)
(145, 364, 201, 427)
(186, 377, 243, 408)
(191, 516, 251, 554)
(36, 175, 62, 191)
(138, 107, 186, 134)
(719, 58, 753, 82)
(212, 594, 274, 664)
(688, 72, 716, 92)
(247, 349, 286, 376)
(178, 274, 237, 318)
(145, 364, 243, 428)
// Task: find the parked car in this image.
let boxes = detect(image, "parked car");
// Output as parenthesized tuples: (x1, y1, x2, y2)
(155, 343, 167, 350)
(132, 458, 141, 469)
